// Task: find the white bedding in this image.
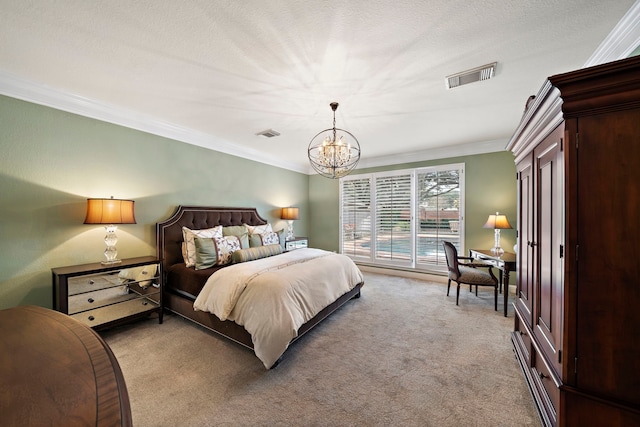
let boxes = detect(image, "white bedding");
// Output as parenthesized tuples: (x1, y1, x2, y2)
(193, 248, 364, 368)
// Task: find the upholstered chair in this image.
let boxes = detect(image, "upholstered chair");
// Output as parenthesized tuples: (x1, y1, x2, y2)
(442, 241, 499, 310)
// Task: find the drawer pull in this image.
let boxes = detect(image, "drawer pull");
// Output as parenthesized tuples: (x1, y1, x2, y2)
(88, 315, 95, 321)
(87, 298, 94, 303)
(519, 330, 527, 336)
(89, 280, 95, 285)
(152, 282, 160, 288)
(539, 371, 547, 379)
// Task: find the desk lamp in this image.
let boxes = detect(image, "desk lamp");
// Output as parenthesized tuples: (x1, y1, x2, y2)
(483, 212, 512, 256)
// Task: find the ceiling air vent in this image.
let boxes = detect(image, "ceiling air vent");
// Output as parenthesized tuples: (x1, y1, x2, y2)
(255, 129, 281, 138)
(446, 62, 497, 89)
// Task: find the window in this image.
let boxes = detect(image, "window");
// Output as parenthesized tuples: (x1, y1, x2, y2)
(340, 164, 464, 271)
(375, 172, 413, 266)
(341, 177, 371, 259)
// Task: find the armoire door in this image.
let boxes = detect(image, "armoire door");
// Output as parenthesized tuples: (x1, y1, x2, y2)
(533, 123, 564, 376)
(573, 109, 640, 406)
(516, 155, 534, 326)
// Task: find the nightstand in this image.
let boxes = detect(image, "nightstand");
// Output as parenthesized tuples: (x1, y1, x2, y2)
(52, 256, 162, 330)
(284, 237, 308, 251)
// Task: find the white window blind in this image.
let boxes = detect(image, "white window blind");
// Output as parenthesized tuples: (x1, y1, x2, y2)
(340, 177, 372, 259)
(416, 169, 461, 268)
(340, 164, 463, 272)
(375, 174, 412, 265)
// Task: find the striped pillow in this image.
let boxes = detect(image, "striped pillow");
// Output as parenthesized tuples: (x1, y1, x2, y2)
(231, 244, 283, 264)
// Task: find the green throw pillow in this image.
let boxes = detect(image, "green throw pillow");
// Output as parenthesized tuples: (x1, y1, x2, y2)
(194, 237, 218, 270)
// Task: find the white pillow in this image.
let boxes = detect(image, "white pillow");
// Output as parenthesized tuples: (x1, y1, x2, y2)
(245, 223, 272, 235)
(182, 226, 222, 267)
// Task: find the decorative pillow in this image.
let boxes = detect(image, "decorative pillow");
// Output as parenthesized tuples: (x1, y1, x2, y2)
(246, 223, 274, 247)
(182, 226, 222, 267)
(248, 229, 284, 248)
(181, 242, 188, 265)
(214, 236, 242, 266)
(231, 244, 283, 264)
(259, 231, 280, 246)
(194, 237, 217, 270)
(222, 225, 249, 249)
(194, 235, 242, 270)
(245, 223, 272, 235)
(275, 228, 285, 247)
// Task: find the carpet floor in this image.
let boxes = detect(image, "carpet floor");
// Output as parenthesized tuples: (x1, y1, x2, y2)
(102, 272, 541, 427)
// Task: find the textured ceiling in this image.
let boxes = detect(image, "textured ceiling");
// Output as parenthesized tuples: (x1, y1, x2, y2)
(1, 0, 638, 173)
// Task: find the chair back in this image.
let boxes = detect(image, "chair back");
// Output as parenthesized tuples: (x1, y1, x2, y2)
(442, 241, 461, 280)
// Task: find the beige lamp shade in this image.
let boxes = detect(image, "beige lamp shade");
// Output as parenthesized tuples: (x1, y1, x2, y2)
(281, 207, 300, 221)
(84, 198, 136, 224)
(483, 212, 512, 229)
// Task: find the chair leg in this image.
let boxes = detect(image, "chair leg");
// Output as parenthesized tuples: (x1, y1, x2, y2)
(475, 285, 478, 296)
(447, 279, 451, 296)
(494, 286, 498, 311)
(456, 282, 461, 306)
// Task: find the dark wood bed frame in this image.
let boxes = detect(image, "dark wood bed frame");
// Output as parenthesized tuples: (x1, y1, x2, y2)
(156, 206, 362, 359)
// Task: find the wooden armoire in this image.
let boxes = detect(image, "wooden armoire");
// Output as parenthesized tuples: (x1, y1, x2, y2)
(507, 55, 640, 426)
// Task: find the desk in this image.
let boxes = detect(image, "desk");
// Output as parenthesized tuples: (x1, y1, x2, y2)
(469, 249, 516, 317)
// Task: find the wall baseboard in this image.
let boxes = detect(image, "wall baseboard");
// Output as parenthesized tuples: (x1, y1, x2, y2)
(357, 265, 448, 284)
(357, 264, 517, 294)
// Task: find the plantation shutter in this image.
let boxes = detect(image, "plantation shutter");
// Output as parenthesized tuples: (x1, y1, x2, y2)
(375, 173, 412, 265)
(340, 177, 372, 259)
(340, 163, 463, 272)
(416, 169, 461, 267)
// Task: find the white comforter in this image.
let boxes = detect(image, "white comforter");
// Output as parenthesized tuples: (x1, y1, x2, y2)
(193, 248, 364, 368)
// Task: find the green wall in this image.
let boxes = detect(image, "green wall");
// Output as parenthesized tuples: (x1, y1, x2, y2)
(0, 93, 519, 309)
(308, 151, 517, 257)
(0, 95, 309, 309)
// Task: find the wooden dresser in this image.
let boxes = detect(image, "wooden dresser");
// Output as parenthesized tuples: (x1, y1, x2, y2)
(0, 305, 132, 427)
(507, 55, 640, 426)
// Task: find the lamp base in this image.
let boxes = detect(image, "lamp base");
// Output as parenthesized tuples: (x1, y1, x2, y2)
(102, 225, 121, 265)
(490, 247, 505, 256)
(491, 228, 505, 256)
(286, 220, 295, 241)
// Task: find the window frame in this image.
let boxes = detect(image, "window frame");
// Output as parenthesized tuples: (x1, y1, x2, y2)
(339, 163, 465, 272)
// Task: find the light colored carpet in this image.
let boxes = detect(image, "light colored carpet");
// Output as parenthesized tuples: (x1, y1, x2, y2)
(102, 272, 540, 427)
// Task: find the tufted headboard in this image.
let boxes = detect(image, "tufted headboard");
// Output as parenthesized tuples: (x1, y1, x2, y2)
(156, 206, 268, 269)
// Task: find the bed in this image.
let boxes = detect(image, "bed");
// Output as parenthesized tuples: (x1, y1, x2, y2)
(156, 206, 364, 368)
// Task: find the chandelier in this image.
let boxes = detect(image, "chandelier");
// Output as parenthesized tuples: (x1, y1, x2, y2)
(308, 102, 361, 179)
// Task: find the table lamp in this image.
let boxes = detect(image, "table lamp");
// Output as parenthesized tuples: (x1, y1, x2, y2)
(281, 207, 299, 241)
(84, 197, 136, 264)
(483, 211, 512, 256)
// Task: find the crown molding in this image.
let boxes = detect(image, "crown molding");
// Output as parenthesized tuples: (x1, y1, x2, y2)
(349, 139, 509, 171)
(584, 0, 640, 67)
(0, 70, 309, 174)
